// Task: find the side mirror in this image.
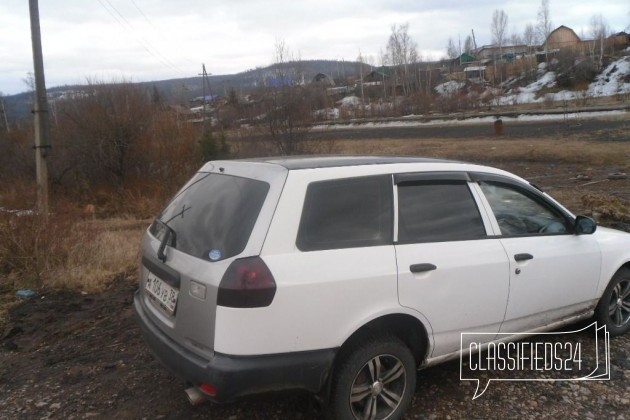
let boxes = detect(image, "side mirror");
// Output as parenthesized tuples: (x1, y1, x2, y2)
(575, 215, 597, 235)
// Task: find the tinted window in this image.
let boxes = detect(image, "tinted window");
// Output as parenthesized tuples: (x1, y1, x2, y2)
(150, 173, 269, 261)
(297, 175, 393, 251)
(397, 182, 486, 243)
(479, 182, 569, 235)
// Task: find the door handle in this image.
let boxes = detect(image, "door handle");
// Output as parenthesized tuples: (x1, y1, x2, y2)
(514, 253, 534, 262)
(410, 263, 437, 273)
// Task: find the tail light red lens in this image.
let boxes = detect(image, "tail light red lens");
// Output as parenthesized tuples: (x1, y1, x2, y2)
(217, 257, 276, 308)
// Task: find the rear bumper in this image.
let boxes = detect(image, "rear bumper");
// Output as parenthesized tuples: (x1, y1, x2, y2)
(133, 290, 336, 402)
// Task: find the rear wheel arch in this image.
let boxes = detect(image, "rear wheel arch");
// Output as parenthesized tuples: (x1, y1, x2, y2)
(335, 314, 430, 369)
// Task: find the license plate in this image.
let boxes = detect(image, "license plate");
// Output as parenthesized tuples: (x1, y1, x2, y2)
(145, 272, 179, 314)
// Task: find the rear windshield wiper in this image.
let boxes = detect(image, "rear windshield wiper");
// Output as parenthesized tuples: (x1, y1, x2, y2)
(154, 219, 177, 262)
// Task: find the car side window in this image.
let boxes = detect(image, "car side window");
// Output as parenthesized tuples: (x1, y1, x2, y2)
(397, 182, 486, 243)
(479, 181, 569, 236)
(296, 175, 393, 251)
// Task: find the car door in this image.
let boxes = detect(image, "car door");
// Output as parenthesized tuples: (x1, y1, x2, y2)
(394, 173, 510, 357)
(473, 176, 601, 333)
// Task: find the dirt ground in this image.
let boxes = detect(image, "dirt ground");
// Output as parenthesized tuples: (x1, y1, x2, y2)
(1, 122, 629, 419)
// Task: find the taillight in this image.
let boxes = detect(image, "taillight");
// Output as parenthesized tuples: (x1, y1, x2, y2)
(217, 257, 276, 308)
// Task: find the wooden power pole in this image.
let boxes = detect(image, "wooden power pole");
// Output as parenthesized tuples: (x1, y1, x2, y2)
(29, 0, 50, 217)
(198, 64, 214, 139)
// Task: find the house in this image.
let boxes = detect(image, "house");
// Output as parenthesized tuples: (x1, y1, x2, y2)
(473, 45, 500, 60)
(464, 66, 487, 81)
(607, 32, 630, 51)
(545, 25, 581, 51)
(265, 75, 294, 88)
(364, 67, 393, 83)
(456, 53, 475, 64)
(472, 44, 529, 61)
(311, 73, 335, 87)
(190, 95, 216, 107)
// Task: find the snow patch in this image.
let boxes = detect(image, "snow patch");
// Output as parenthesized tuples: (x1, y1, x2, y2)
(587, 57, 630, 97)
(314, 108, 340, 119)
(435, 81, 465, 95)
(337, 96, 361, 107)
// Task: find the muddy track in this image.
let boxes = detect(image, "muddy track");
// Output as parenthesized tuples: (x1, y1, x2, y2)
(0, 274, 628, 419)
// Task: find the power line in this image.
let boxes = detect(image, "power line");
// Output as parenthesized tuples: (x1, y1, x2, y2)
(102, 0, 185, 74)
(95, 0, 187, 76)
(128, 0, 199, 68)
(130, 0, 155, 28)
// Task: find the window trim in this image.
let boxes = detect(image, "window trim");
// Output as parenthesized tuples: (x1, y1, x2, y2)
(394, 171, 471, 184)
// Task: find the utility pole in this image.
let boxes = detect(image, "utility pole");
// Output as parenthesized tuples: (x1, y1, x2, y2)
(472, 29, 482, 81)
(198, 64, 215, 139)
(358, 50, 365, 106)
(29, 0, 50, 217)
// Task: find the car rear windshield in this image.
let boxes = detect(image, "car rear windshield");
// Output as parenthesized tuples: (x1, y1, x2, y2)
(150, 172, 270, 262)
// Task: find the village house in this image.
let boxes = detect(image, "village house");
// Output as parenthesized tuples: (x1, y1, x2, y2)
(545, 25, 583, 51)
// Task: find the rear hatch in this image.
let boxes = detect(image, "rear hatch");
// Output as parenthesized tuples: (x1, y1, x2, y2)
(137, 161, 287, 359)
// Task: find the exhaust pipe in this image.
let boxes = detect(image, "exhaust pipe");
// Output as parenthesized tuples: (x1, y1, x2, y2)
(185, 387, 208, 406)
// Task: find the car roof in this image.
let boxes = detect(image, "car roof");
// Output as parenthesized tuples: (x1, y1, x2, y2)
(231, 155, 457, 170)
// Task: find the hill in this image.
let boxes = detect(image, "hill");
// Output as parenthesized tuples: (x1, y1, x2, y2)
(1, 60, 361, 123)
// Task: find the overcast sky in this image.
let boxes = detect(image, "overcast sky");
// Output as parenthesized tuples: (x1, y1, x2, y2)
(1, 0, 628, 95)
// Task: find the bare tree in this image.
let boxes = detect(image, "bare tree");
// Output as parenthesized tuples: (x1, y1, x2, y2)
(59, 80, 153, 188)
(523, 23, 537, 75)
(378, 47, 388, 101)
(537, 0, 553, 63)
(262, 39, 313, 155)
(510, 31, 522, 47)
(446, 37, 458, 59)
(463, 35, 474, 54)
(509, 30, 522, 68)
(589, 14, 608, 70)
(357, 50, 366, 107)
(524, 23, 536, 48)
(491, 9, 508, 84)
(386, 23, 418, 96)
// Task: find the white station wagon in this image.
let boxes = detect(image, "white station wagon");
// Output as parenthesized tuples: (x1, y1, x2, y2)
(134, 156, 630, 420)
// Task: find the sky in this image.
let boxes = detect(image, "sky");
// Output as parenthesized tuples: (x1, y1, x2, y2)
(1, 0, 629, 95)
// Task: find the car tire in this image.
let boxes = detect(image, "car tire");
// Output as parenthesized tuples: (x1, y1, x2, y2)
(595, 268, 630, 336)
(327, 333, 416, 420)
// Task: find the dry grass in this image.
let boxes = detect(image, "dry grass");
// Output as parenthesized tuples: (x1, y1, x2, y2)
(46, 219, 148, 291)
(0, 215, 148, 292)
(581, 194, 630, 223)
(0, 283, 18, 332)
(333, 136, 630, 169)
